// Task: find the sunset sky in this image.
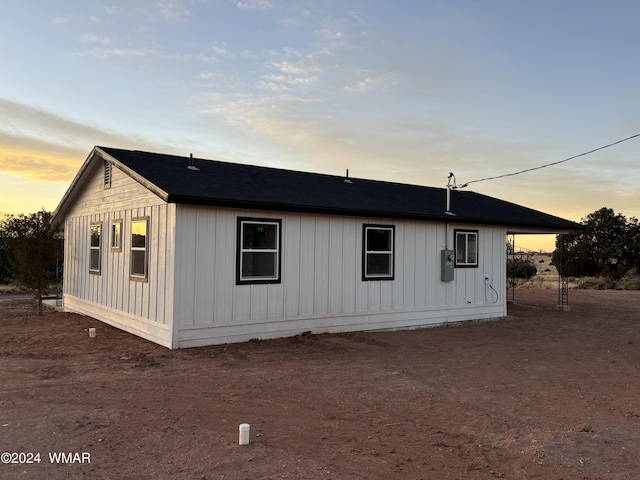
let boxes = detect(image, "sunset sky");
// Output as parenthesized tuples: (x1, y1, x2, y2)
(2, 1, 639, 252)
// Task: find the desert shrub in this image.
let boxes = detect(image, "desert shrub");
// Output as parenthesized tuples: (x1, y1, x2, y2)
(618, 268, 640, 290)
(507, 257, 538, 279)
(576, 277, 617, 290)
(573, 274, 640, 290)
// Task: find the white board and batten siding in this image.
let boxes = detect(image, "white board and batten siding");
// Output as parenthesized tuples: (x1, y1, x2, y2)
(62, 161, 176, 348)
(173, 205, 507, 348)
(61, 161, 507, 348)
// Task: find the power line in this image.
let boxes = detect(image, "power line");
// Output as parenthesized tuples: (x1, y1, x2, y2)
(459, 132, 640, 188)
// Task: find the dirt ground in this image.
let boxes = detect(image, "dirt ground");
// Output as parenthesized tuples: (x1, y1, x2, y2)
(1, 288, 639, 480)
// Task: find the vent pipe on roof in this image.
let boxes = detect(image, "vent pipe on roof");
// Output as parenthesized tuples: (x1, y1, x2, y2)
(187, 153, 200, 171)
(344, 169, 353, 184)
(445, 172, 456, 216)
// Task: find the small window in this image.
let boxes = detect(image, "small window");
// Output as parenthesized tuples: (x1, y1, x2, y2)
(363, 224, 395, 280)
(111, 220, 122, 251)
(89, 222, 101, 274)
(104, 161, 112, 188)
(237, 218, 281, 284)
(130, 218, 148, 280)
(455, 230, 478, 267)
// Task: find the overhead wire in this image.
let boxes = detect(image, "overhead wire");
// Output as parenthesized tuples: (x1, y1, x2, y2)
(458, 132, 640, 188)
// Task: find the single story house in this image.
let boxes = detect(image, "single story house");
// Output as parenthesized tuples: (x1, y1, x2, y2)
(52, 146, 580, 348)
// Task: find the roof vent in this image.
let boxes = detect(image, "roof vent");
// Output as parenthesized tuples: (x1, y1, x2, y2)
(344, 169, 353, 184)
(445, 172, 457, 216)
(187, 153, 200, 171)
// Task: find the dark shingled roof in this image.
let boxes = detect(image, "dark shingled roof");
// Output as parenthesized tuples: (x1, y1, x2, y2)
(95, 146, 580, 231)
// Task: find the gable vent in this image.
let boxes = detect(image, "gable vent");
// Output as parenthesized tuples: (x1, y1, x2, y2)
(104, 160, 112, 188)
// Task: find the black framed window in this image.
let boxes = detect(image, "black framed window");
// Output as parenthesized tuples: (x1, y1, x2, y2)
(455, 229, 478, 267)
(237, 218, 282, 284)
(363, 224, 395, 280)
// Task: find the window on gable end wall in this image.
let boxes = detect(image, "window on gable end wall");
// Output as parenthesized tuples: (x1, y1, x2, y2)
(236, 217, 282, 284)
(89, 222, 101, 274)
(454, 229, 479, 267)
(111, 219, 122, 251)
(363, 224, 395, 280)
(130, 217, 149, 281)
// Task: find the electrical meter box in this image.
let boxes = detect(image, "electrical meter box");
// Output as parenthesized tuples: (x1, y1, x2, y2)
(441, 249, 455, 282)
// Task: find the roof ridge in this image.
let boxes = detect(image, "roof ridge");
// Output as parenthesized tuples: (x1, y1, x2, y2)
(97, 146, 444, 191)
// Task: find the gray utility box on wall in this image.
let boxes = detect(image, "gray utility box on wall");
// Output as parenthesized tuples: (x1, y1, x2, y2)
(441, 249, 455, 282)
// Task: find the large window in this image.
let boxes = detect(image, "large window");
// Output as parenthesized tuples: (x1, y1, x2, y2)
(363, 224, 395, 280)
(130, 218, 148, 280)
(455, 229, 478, 267)
(237, 218, 281, 284)
(89, 222, 101, 274)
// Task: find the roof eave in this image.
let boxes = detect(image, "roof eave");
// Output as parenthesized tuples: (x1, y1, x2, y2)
(506, 226, 580, 235)
(52, 147, 170, 230)
(166, 195, 582, 231)
(98, 147, 170, 203)
(52, 146, 102, 229)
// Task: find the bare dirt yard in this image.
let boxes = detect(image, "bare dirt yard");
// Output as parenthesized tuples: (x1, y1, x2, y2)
(1, 288, 639, 480)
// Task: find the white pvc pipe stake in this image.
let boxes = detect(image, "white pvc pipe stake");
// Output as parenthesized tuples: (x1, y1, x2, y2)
(239, 423, 250, 445)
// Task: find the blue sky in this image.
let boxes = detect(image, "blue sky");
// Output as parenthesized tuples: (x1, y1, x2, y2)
(1, 0, 639, 251)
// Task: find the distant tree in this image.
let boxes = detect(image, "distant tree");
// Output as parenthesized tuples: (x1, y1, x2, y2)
(0, 210, 63, 314)
(553, 207, 638, 279)
(624, 216, 640, 272)
(0, 229, 12, 283)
